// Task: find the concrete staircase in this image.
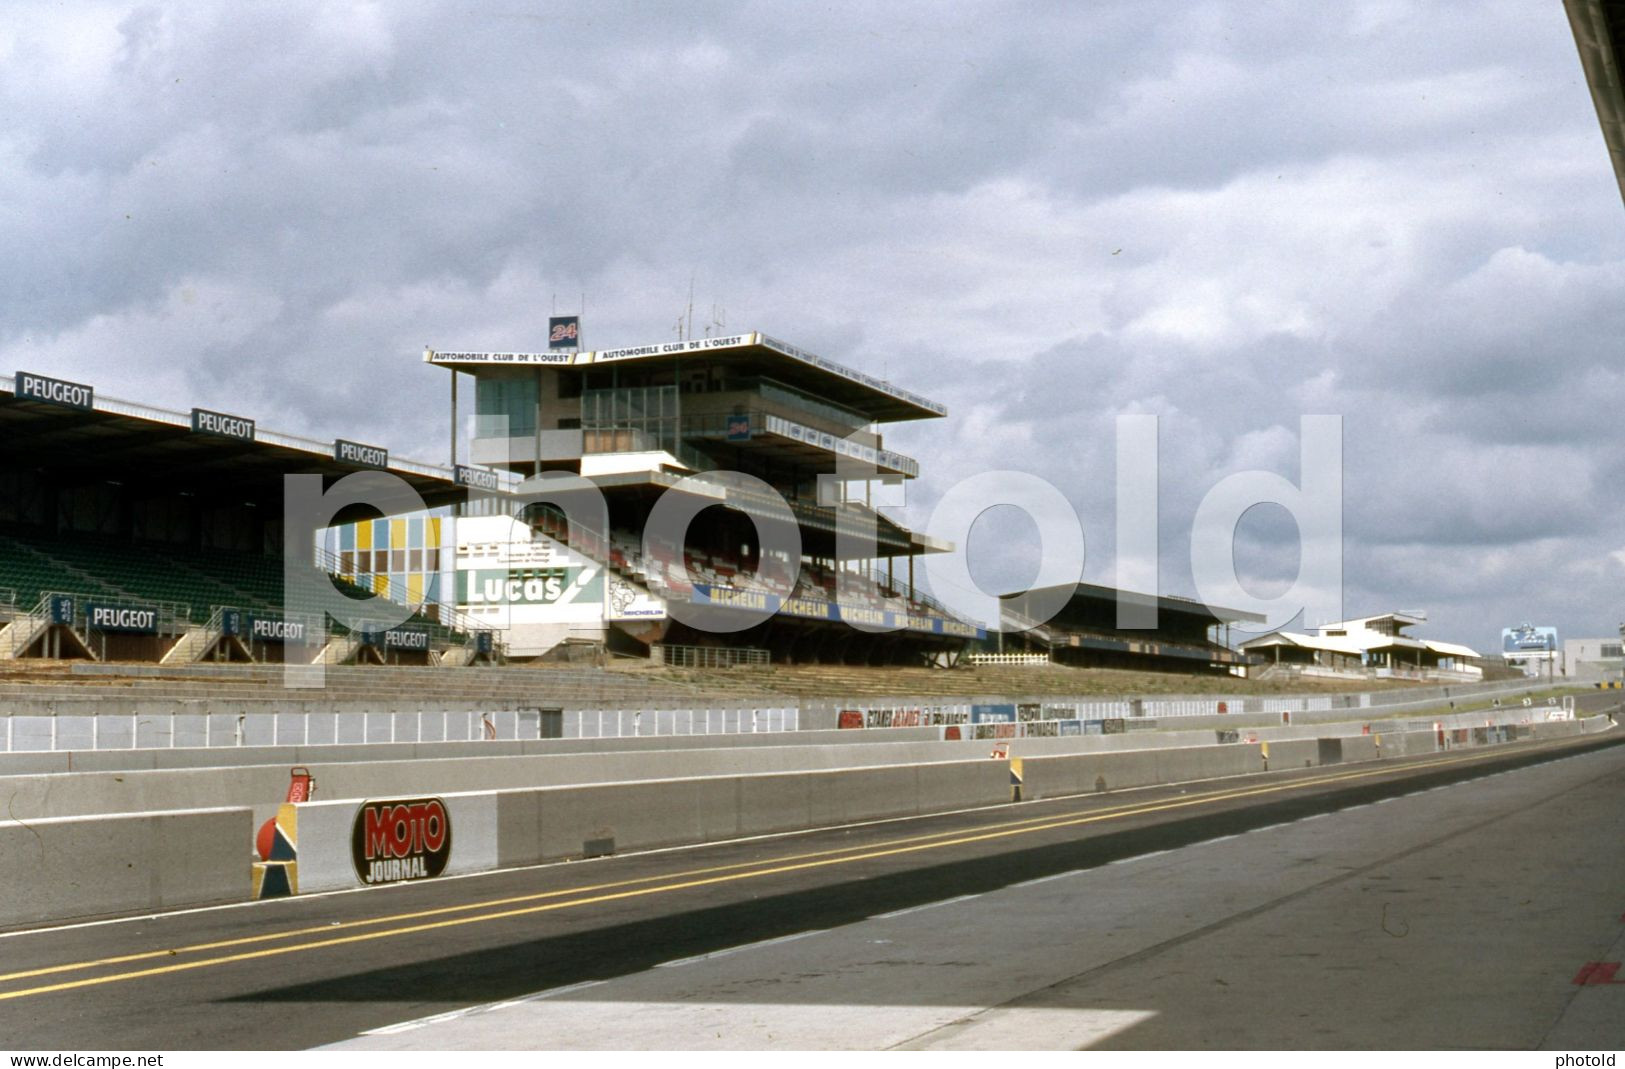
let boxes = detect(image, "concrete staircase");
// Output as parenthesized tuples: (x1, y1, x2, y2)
(160, 623, 221, 666)
(0, 613, 51, 660)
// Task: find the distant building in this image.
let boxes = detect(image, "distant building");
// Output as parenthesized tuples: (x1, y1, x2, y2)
(998, 583, 1264, 675)
(1501, 624, 1562, 678)
(1562, 635, 1624, 680)
(1239, 612, 1482, 683)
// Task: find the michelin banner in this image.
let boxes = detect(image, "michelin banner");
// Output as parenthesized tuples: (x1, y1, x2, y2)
(606, 576, 667, 621)
(690, 583, 983, 638)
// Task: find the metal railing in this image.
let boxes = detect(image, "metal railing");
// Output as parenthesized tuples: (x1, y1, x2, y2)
(0, 700, 803, 752)
(0, 594, 54, 658)
(161, 605, 233, 665)
(967, 652, 1052, 666)
(654, 643, 771, 669)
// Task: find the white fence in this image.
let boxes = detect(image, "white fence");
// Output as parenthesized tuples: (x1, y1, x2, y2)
(4, 709, 541, 751)
(568, 704, 798, 737)
(966, 653, 1052, 666)
(0, 702, 802, 752)
(0, 677, 1564, 754)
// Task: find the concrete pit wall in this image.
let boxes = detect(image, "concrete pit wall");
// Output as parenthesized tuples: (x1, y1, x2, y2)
(3, 715, 1610, 927)
(0, 807, 250, 929)
(0, 710, 1603, 824)
(295, 759, 1013, 894)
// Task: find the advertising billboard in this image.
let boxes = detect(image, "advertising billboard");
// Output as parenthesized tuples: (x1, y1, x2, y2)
(1502, 625, 1558, 653)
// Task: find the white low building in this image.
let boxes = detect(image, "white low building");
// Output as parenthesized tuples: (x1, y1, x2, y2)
(1241, 612, 1482, 683)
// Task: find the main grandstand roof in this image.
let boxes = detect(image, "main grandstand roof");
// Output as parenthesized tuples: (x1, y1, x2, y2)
(1003, 582, 1268, 627)
(424, 331, 947, 423)
(1567, 0, 1625, 206)
(0, 372, 505, 518)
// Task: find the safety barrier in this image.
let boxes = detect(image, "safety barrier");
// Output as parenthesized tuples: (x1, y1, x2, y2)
(283, 758, 1012, 895)
(4, 714, 1611, 925)
(0, 806, 250, 929)
(251, 714, 1618, 900)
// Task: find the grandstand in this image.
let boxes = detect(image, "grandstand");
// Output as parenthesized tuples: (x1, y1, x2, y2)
(427, 332, 982, 665)
(997, 582, 1263, 675)
(0, 371, 497, 666)
(0, 660, 752, 708)
(1, 345, 1378, 687)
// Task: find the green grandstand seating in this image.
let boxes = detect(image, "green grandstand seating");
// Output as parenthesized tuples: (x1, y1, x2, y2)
(0, 529, 463, 645)
(0, 533, 128, 609)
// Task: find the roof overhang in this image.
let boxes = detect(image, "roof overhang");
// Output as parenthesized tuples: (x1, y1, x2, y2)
(1423, 639, 1481, 659)
(425, 332, 946, 423)
(1240, 631, 1365, 656)
(0, 373, 509, 521)
(1567, 0, 1625, 207)
(1006, 582, 1268, 627)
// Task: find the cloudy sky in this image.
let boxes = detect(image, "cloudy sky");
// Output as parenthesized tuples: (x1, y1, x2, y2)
(4, 1, 1622, 649)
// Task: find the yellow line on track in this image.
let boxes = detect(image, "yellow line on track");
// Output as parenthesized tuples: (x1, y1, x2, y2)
(0, 741, 1553, 1002)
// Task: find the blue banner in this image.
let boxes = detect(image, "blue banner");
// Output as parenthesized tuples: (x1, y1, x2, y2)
(49, 594, 75, 625)
(363, 626, 430, 651)
(689, 583, 986, 639)
(85, 604, 158, 633)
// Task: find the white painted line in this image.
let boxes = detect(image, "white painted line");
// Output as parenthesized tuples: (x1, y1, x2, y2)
(1009, 869, 1088, 889)
(1199, 834, 1240, 846)
(361, 979, 606, 1035)
(1298, 812, 1328, 821)
(655, 928, 826, 968)
(1247, 823, 1288, 834)
(362, 1008, 472, 1036)
(871, 893, 983, 920)
(1107, 849, 1171, 866)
